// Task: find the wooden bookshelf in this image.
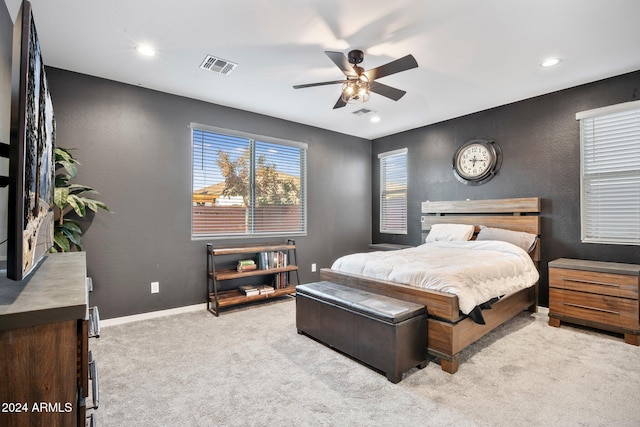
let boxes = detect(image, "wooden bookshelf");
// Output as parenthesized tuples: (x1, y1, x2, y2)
(206, 241, 299, 316)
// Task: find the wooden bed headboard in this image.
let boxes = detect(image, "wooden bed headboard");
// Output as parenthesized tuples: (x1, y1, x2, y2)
(421, 197, 541, 261)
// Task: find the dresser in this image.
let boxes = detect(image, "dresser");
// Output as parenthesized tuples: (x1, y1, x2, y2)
(548, 258, 640, 345)
(0, 252, 99, 426)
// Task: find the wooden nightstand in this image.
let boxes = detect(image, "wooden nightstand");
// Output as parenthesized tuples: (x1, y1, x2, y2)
(548, 258, 640, 345)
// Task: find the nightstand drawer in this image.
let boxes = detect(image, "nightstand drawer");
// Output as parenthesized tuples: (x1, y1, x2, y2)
(549, 268, 638, 299)
(549, 288, 639, 331)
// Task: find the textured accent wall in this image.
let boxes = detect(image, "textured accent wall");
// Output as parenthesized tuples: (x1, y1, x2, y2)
(45, 68, 371, 319)
(372, 70, 640, 306)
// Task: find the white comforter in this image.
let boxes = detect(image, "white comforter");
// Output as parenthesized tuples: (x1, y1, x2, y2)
(330, 240, 539, 315)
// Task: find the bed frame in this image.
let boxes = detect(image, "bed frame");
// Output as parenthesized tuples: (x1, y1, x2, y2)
(320, 197, 541, 374)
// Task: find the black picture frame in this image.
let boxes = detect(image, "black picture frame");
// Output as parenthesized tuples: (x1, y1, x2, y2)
(7, 0, 55, 280)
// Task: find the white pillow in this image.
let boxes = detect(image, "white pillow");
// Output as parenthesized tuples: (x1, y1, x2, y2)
(476, 226, 538, 253)
(425, 223, 475, 242)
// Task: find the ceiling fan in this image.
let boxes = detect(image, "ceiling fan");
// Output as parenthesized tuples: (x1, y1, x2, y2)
(293, 49, 418, 109)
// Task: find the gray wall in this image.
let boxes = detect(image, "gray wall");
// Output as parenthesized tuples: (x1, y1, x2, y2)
(372, 70, 640, 306)
(45, 68, 371, 319)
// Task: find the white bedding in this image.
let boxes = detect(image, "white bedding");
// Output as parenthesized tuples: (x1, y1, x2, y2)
(330, 240, 539, 315)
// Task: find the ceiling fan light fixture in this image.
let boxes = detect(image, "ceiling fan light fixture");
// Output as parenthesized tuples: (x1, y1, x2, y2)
(342, 75, 370, 104)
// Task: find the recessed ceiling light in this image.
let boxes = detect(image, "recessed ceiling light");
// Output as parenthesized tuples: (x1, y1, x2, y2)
(540, 57, 561, 68)
(370, 116, 381, 123)
(136, 44, 156, 57)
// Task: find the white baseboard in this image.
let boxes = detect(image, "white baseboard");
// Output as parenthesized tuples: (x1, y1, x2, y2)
(100, 303, 207, 327)
(100, 303, 548, 328)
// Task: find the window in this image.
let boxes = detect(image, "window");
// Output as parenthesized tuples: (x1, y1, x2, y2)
(191, 124, 307, 238)
(379, 148, 408, 234)
(577, 100, 640, 245)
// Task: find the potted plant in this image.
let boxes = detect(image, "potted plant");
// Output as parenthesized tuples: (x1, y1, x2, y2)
(52, 147, 110, 252)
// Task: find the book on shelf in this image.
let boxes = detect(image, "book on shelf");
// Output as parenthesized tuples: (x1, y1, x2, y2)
(257, 285, 275, 295)
(273, 271, 291, 289)
(257, 251, 288, 270)
(237, 259, 257, 272)
(238, 285, 260, 296)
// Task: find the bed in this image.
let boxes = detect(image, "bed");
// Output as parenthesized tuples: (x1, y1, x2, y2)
(320, 197, 541, 374)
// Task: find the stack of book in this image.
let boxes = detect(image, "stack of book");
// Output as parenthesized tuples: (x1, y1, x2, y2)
(237, 259, 257, 272)
(257, 285, 275, 295)
(238, 285, 259, 296)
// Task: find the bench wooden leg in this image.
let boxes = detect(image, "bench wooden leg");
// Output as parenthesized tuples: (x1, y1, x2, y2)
(440, 354, 460, 374)
(624, 333, 639, 346)
(548, 317, 561, 328)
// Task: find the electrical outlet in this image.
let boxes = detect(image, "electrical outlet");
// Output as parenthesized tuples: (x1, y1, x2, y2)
(151, 281, 159, 293)
(311, 263, 317, 273)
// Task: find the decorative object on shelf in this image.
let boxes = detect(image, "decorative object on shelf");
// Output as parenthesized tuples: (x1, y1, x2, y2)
(52, 147, 110, 252)
(452, 138, 502, 185)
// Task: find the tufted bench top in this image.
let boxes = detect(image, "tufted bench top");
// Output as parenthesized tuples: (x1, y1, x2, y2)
(296, 281, 426, 324)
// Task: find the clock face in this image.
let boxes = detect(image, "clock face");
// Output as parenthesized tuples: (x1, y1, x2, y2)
(456, 144, 492, 179)
(452, 139, 501, 185)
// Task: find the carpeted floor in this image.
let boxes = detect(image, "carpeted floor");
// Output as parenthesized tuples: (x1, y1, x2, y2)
(90, 298, 640, 426)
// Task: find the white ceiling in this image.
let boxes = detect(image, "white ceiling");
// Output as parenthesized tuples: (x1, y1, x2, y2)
(5, 0, 640, 140)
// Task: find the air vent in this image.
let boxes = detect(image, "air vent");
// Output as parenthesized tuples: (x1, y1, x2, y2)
(200, 55, 237, 76)
(352, 108, 375, 116)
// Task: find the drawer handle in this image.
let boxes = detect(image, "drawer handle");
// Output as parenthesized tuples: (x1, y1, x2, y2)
(563, 302, 619, 315)
(86, 277, 94, 292)
(89, 306, 101, 338)
(563, 278, 620, 288)
(89, 352, 100, 409)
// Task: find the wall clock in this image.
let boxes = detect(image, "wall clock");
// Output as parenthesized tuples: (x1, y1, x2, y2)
(452, 139, 502, 185)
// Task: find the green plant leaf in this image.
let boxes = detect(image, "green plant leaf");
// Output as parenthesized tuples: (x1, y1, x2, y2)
(84, 198, 111, 213)
(61, 227, 83, 246)
(60, 219, 82, 233)
(54, 187, 70, 210)
(53, 230, 71, 252)
(55, 148, 79, 177)
(53, 147, 110, 252)
(93, 200, 111, 212)
(58, 160, 77, 178)
(67, 194, 87, 217)
(68, 184, 96, 195)
(55, 174, 71, 187)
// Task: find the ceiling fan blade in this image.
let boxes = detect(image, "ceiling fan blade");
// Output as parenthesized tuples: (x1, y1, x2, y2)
(333, 95, 347, 109)
(365, 54, 418, 81)
(325, 51, 357, 77)
(369, 81, 406, 101)
(293, 80, 345, 89)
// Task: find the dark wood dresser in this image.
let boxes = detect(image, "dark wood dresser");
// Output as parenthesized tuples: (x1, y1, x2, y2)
(0, 252, 98, 426)
(548, 258, 640, 345)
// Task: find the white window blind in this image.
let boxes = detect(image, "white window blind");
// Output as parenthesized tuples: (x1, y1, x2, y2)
(191, 125, 307, 238)
(577, 100, 640, 245)
(379, 148, 408, 234)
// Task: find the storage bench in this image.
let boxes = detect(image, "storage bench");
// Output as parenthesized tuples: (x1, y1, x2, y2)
(296, 281, 428, 383)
